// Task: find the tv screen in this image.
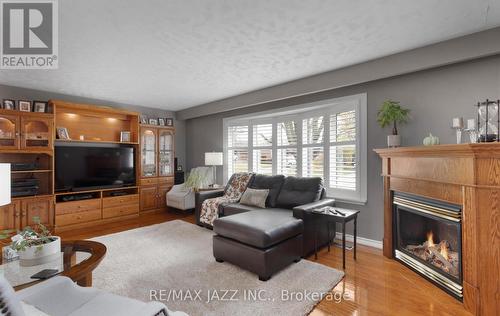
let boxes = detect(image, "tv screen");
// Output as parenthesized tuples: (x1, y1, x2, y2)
(55, 144, 136, 192)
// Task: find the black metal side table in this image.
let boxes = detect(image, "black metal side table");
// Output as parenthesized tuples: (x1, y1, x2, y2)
(310, 207, 360, 269)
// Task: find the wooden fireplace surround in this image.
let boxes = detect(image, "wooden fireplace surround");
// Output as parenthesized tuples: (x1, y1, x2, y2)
(375, 144, 499, 316)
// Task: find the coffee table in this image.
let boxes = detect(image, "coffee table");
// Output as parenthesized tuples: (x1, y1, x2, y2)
(1, 240, 106, 290)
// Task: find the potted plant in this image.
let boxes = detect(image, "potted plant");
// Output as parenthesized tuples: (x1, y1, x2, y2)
(377, 100, 410, 147)
(3, 217, 61, 267)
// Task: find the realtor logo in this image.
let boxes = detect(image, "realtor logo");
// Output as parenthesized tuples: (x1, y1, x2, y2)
(1, 0, 58, 69)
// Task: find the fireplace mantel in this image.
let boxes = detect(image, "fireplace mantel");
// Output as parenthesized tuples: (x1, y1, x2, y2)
(375, 143, 500, 316)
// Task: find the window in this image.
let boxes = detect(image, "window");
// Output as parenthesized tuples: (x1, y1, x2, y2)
(223, 93, 367, 203)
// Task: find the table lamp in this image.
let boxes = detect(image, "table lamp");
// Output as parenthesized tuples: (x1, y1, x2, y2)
(0, 163, 11, 206)
(205, 152, 223, 187)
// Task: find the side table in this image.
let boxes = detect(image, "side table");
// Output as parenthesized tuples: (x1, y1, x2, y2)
(311, 207, 360, 269)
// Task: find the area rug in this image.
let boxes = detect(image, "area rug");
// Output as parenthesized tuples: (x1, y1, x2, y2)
(90, 220, 344, 316)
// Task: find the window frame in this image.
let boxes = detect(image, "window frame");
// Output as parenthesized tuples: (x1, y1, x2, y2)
(222, 93, 367, 204)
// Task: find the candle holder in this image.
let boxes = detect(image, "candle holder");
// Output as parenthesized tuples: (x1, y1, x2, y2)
(464, 118, 478, 143)
(476, 99, 500, 142)
(452, 117, 464, 144)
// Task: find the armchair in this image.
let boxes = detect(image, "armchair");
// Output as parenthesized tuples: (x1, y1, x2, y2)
(2, 276, 187, 316)
(166, 184, 195, 211)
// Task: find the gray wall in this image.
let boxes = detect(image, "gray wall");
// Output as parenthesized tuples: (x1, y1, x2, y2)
(185, 55, 500, 241)
(0, 84, 186, 168)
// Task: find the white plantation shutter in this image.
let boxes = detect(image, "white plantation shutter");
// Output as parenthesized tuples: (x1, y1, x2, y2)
(277, 121, 298, 176)
(330, 110, 357, 191)
(302, 116, 324, 144)
(253, 124, 273, 147)
(227, 125, 249, 176)
(223, 94, 366, 203)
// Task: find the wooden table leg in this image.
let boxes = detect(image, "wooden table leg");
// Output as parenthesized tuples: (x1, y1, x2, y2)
(342, 222, 346, 269)
(354, 216, 357, 260)
(77, 273, 92, 287)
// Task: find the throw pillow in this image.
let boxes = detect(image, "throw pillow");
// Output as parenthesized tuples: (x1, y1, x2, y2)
(239, 188, 269, 208)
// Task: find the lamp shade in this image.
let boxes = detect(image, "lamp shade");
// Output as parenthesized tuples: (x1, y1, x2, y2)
(205, 152, 223, 166)
(0, 163, 11, 206)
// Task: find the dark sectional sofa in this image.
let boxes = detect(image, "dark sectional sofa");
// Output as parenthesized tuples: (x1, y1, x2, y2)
(195, 173, 335, 280)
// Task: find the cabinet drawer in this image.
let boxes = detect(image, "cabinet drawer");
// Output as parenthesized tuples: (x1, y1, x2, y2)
(56, 209, 101, 226)
(103, 203, 139, 219)
(158, 177, 174, 185)
(140, 178, 158, 186)
(102, 194, 139, 208)
(56, 199, 101, 215)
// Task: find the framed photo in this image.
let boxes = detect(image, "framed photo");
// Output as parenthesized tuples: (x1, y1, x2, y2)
(149, 118, 158, 125)
(140, 116, 148, 124)
(18, 100, 32, 112)
(158, 118, 166, 126)
(33, 101, 47, 113)
(120, 131, 131, 142)
(56, 127, 70, 140)
(166, 118, 174, 126)
(2, 99, 15, 110)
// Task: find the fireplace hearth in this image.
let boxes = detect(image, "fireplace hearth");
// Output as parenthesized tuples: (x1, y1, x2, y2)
(393, 192, 462, 299)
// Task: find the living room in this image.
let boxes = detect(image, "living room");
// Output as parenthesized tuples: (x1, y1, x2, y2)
(0, 1, 499, 315)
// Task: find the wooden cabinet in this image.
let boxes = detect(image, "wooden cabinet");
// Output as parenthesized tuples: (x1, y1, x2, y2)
(21, 196, 54, 228)
(140, 186, 158, 211)
(139, 184, 172, 212)
(0, 110, 53, 152)
(0, 114, 20, 149)
(0, 200, 21, 231)
(139, 124, 175, 212)
(21, 116, 53, 150)
(0, 197, 54, 234)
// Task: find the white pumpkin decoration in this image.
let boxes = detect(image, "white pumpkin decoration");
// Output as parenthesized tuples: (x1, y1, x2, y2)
(423, 133, 440, 146)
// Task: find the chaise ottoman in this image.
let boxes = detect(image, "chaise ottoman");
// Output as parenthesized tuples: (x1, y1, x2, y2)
(213, 209, 303, 281)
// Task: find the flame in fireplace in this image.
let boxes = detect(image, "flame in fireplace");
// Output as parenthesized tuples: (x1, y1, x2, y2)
(426, 231, 435, 247)
(440, 242, 449, 261)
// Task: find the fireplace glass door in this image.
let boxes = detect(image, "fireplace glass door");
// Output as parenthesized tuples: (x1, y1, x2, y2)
(393, 193, 462, 298)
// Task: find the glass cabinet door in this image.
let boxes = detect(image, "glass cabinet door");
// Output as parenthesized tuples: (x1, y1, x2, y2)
(0, 115, 19, 149)
(158, 129, 174, 177)
(21, 116, 53, 149)
(141, 127, 157, 177)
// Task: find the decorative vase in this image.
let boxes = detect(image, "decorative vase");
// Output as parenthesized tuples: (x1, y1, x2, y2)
(18, 236, 61, 267)
(423, 133, 440, 146)
(387, 135, 401, 147)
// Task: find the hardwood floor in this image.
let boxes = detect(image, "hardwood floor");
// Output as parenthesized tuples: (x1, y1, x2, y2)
(59, 211, 471, 316)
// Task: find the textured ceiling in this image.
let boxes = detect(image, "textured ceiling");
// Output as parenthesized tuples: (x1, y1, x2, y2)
(1, 0, 500, 111)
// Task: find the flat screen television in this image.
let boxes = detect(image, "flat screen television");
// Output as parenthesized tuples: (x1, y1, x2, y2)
(55, 144, 136, 192)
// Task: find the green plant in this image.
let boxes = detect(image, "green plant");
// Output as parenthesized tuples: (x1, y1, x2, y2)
(377, 100, 410, 135)
(7, 216, 54, 252)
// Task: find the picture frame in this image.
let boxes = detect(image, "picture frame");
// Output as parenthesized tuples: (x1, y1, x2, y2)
(140, 116, 148, 124)
(56, 127, 70, 140)
(149, 118, 158, 125)
(2, 99, 15, 110)
(158, 118, 166, 126)
(166, 118, 174, 126)
(18, 100, 32, 112)
(120, 131, 131, 142)
(33, 101, 48, 113)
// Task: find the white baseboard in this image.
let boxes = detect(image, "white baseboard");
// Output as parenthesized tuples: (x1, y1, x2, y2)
(335, 232, 382, 249)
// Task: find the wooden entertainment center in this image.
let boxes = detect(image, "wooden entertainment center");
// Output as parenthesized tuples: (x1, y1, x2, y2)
(0, 100, 175, 235)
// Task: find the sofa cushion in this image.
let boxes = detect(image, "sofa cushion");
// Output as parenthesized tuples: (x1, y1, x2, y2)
(214, 209, 303, 248)
(221, 203, 260, 216)
(276, 176, 323, 209)
(249, 174, 285, 207)
(240, 188, 269, 208)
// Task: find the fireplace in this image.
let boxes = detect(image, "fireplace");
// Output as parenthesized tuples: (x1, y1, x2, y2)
(393, 192, 463, 299)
